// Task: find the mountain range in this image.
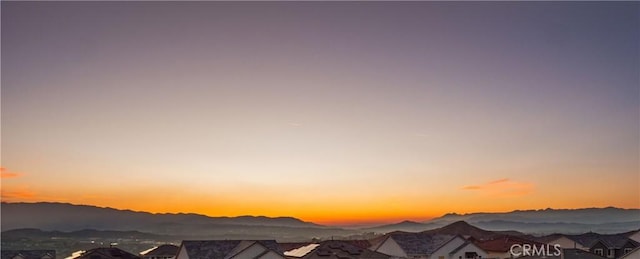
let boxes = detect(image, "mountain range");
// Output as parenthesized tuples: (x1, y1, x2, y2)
(362, 207, 640, 235)
(0, 202, 350, 241)
(430, 207, 640, 235)
(1, 202, 321, 230)
(431, 207, 640, 225)
(2, 202, 639, 238)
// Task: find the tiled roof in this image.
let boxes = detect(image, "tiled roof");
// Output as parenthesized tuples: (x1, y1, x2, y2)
(225, 241, 259, 259)
(383, 232, 456, 256)
(1, 250, 56, 259)
(181, 241, 239, 259)
(78, 248, 140, 259)
(566, 233, 639, 248)
(180, 240, 282, 259)
(293, 240, 391, 259)
(142, 245, 179, 257)
(567, 232, 605, 247)
(597, 234, 639, 249)
(340, 240, 372, 249)
(255, 240, 282, 255)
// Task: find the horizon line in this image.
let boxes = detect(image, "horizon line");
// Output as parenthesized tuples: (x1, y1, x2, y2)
(3, 200, 639, 226)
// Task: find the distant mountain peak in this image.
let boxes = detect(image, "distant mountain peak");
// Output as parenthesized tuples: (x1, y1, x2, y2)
(397, 220, 420, 224)
(420, 220, 522, 240)
(448, 220, 473, 226)
(453, 221, 480, 230)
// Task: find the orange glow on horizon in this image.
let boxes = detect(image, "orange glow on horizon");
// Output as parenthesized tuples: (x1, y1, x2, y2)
(3, 193, 640, 226)
(2, 164, 638, 226)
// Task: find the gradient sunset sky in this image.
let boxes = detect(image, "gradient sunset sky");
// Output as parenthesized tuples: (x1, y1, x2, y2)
(2, 1, 639, 225)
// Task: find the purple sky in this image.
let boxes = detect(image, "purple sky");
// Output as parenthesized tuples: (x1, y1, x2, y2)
(2, 1, 638, 223)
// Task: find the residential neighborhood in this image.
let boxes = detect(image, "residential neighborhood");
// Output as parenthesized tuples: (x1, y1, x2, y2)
(3, 221, 639, 259)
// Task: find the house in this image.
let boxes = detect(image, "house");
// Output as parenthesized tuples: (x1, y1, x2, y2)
(588, 235, 638, 259)
(371, 231, 459, 258)
(76, 248, 140, 259)
(283, 240, 391, 259)
(175, 240, 284, 259)
(536, 234, 588, 250)
(619, 247, 640, 259)
(1, 250, 56, 259)
(140, 245, 179, 259)
(544, 232, 640, 258)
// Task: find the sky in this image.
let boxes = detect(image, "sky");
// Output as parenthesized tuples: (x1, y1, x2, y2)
(1, 1, 639, 225)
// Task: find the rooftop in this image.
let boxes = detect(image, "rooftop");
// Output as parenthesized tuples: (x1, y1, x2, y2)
(141, 245, 179, 257)
(285, 240, 390, 259)
(1, 250, 56, 259)
(78, 248, 140, 259)
(179, 240, 281, 259)
(376, 232, 456, 256)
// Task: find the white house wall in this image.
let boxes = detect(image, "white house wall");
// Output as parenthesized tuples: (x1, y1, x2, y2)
(375, 238, 409, 258)
(175, 246, 190, 259)
(428, 237, 465, 259)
